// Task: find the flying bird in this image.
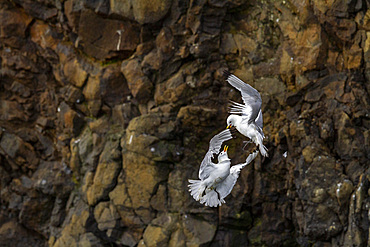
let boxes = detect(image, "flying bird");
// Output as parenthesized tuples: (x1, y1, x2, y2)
(224, 71, 268, 157)
(188, 129, 258, 207)
(201, 150, 258, 207)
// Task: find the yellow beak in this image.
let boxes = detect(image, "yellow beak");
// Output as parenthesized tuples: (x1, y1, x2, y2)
(223, 145, 228, 152)
(226, 124, 232, 129)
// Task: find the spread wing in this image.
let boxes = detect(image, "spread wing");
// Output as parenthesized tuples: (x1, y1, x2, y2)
(215, 151, 258, 200)
(199, 129, 233, 180)
(224, 71, 262, 124)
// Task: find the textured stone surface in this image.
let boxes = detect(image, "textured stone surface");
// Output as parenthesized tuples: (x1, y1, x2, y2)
(121, 58, 153, 104)
(77, 9, 140, 60)
(0, 3, 32, 48)
(0, 0, 369, 246)
(109, 0, 172, 24)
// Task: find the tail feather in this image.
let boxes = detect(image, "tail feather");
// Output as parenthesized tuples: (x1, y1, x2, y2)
(200, 190, 222, 207)
(188, 179, 206, 201)
(255, 133, 268, 157)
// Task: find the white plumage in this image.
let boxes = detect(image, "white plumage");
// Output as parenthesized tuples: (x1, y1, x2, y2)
(188, 129, 258, 207)
(224, 71, 268, 157)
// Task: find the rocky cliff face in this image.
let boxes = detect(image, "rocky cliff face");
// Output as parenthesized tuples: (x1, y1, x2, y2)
(0, 0, 369, 246)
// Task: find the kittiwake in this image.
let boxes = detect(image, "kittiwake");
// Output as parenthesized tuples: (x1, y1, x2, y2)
(224, 70, 268, 157)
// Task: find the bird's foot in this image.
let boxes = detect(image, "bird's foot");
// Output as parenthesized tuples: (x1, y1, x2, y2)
(196, 193, 203, 201)
(242, 141, 251, 151)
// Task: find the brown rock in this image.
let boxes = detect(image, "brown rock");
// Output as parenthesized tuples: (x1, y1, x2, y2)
(69, 138, 81, 174)
(61, 84, 83, 104)
(177, 105, 218, 128)
(311, 0, 334, 14)
(122, 152, 168, 209)
(334, 110, 361, 158)
(168, 229, 186, 247)
(0, 4, 32, 48)
(19, 191, 54, 234)
(234, 33, 258, 54)
(323, 78, 345, 100)
(0, 132, 39, 170)
(14, 0, 57, 21)
(295, 154, 346, 239)
(109, 181, 132, 208)
(119, 229, 144, 247)
(156, 27, 176, 60)
(154, 70, 188, 105)
(1, 0, 369, 246)
(100, 66, 130, 107)
(78, 233, 102, 247)
(59, 102, 85, 136)
(125, 133, 158, 157)
(279, 46, 295, 76)
(124, 114, 179, 162)
(83, 76, 101, 100)
(150, 184, 167, 211)
(32, 161, 73, 197)
(137, 209, 156, 226)
(334, 179, 353, 205)
(126, 113, 161, 136)
(121, 59, 153, 104)
(167, 168, 192, 211)
(0, 100, 27, 122)
(78, 9, 140, 60)
(343, 45, 363, 70)
(63, 57, 88, 88)
(52, 202, 90, 247)
(295, 75, 310, 90)
(294, 24, 323, 72)
(9, 80, 31, 98)
(30, 20, 59, 50)
(76, 127, 94, 167)
(109, 0, 134, 20)
(86, 100, 102, 118)
(220, 33, 238, 54)
(94, 202, 120, 231)
(132, 0, 172, 24)
(109, 0, 172, 24)
(254, 77, 286, 96)
(183, 215, 217, 246)
(304, 88, 324, 102)
(142, 49, 163, 70)
(88, 116, 110, 135)
(0, 218, 45, 246)
(112, 102, 140, 127)
(143, 225, 169, 247)
(86, 140, 121, 205)
(64, 0, 82, 32)
(342, 188, 364, 247)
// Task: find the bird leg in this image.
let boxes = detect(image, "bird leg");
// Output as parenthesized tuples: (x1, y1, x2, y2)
(242, 140, 251, 150)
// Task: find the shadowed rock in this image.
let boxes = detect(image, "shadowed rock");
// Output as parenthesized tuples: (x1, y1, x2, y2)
(0, 0, 369, 246)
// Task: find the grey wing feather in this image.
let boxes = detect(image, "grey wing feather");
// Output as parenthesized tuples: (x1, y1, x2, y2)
(215, 151, 258, 200)
(255, 109, 263, 129)
(226, 73, 262, 124)
(199, 129, 233, 180)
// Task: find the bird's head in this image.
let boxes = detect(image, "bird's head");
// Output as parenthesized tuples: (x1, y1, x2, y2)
(218, 145, 230, 162)
(226, 115, 237, 129)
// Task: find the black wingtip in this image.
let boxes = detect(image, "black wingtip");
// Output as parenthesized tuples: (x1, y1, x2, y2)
(229, 127, 238, 137)
(223, 70, 231, 80)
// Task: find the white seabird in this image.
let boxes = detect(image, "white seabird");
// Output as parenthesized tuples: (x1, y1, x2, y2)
(188, 129, 258, 207)
(224, 71, 268, 157)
